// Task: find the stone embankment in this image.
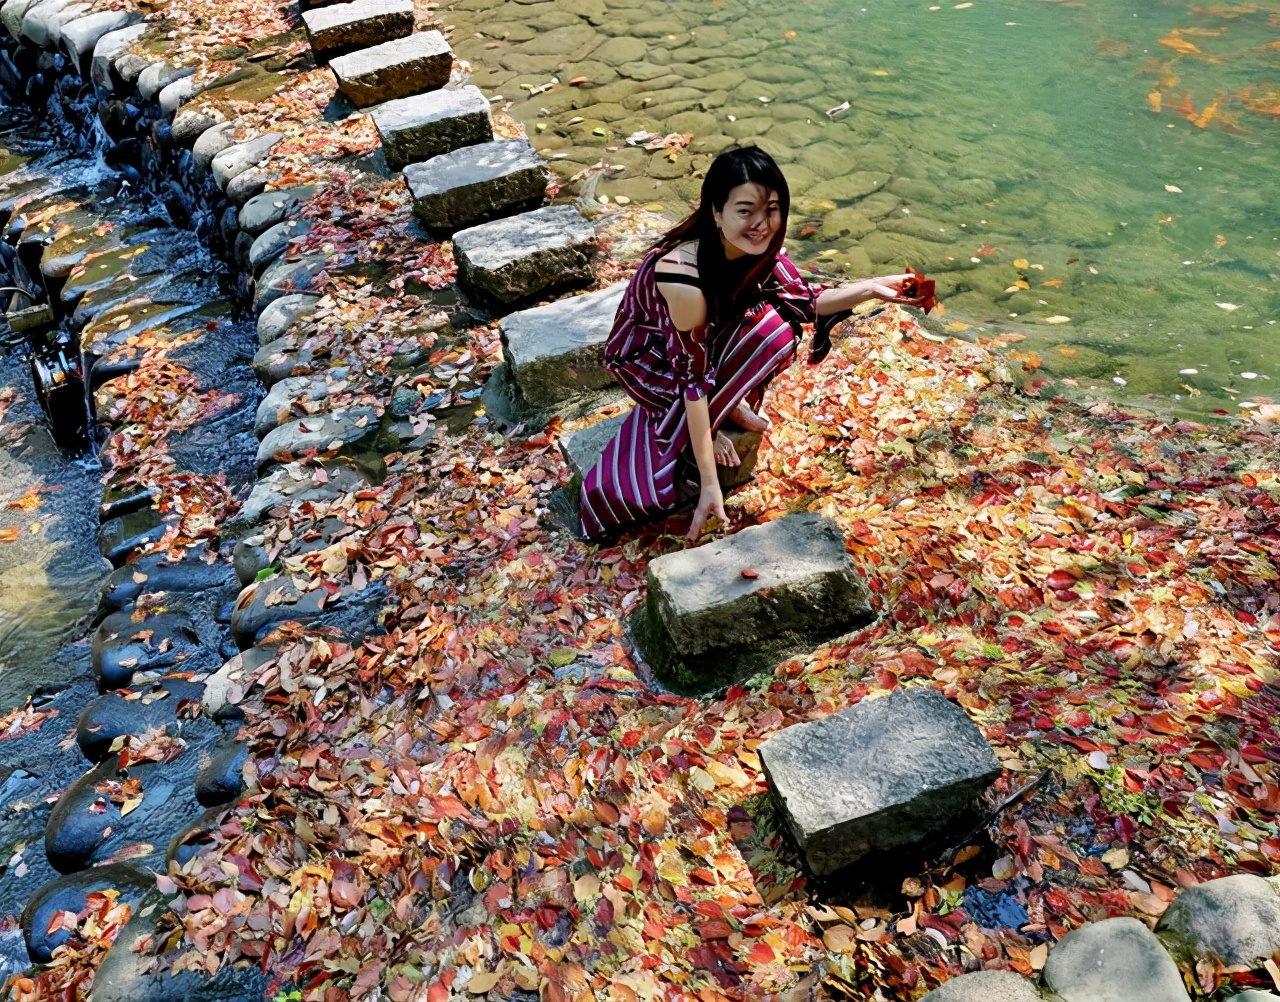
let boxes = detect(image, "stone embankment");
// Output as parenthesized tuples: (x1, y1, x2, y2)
(2, 0, 1279, 999)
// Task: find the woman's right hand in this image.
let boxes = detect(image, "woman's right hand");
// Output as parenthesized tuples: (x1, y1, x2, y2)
(686, 481, 727, 543)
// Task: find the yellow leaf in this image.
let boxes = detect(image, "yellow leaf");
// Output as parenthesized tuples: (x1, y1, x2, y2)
(466, 971, 502, 994)
(1013, 258, 1029, 269)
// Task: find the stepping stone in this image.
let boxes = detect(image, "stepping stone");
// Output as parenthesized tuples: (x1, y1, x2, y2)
(371, 84, 493, 171)
(1155, 874, 1280, 969)
(643, 511, 871, 666)
(76, 677, 208, 761)
(404, 138, 548, 232)
(21, 864, 152, 963)
(301, 0, 413, 62)
(1043, 916, 1190, 1002)
(92, 608, 204, 690)
(454, 204, 595, 307)
(758, 687, 1001, 876)
(254, 406, 382, 472)
(330, 29, 452, 107)
(499, 280, 623, 408)
(919, 972, 1042, 1002)
(233, 461, 371, 527)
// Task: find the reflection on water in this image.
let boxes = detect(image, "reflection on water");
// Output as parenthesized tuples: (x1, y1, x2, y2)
(447, 0, 1280, 414)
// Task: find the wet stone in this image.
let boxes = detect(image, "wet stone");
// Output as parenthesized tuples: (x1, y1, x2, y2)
(257, 291, 321, 345)
(227, 167, 273, 206)
(230, 575, 387, 647)
(1043, 916, 1190, 1002)
(498, 280, 622, 408)
(331, 29, 453, 106)
(758, 687, 1000, 876)
(919, 972, 1043, 1002)
(191, 121, 236, 172)
(201, 645, 280, 719)
(92, 608, 204, 691)
(194, 739, 248, 806)
(90, 22, 145, 92)
(21, 863, 153, 963)
(234, 461, 371, 527)
(97, 544, 235, 617)
(45, 759, 182, 873)
(97, 507, 166, 567)
(405, 138, 548, 232)
(76, 677, 207, 761)
(645, 511, 870, 661)
(454, 203, 595, 307)
(372, 84, 493, 171)
(211, 133, 281, 190)
(255, 405, 382, 472)
(253, 253, 328, 314)
(239, 185, 315, 236)
(302, 0, 413, 61)
(88, 889, 268, 1002)
(137, 61, 191, 102)
(1155, 874, 1280, 969)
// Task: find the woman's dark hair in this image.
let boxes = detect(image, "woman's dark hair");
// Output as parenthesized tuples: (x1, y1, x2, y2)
(656, 146, 790, 324)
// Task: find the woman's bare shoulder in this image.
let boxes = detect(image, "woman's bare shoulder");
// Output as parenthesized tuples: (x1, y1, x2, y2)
(655, 240, 700, 282)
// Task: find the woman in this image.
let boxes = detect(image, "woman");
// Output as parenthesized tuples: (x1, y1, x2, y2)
(580, 146, 927, 543)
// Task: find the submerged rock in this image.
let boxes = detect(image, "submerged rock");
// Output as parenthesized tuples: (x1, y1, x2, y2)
(97, 508, 167, 567)
(194, 738, 248, 805)
(91, 608, 204, 690)
(97, 544, 235, 616)
(76, 676, 208, 761)
(21, 863, 153, 963)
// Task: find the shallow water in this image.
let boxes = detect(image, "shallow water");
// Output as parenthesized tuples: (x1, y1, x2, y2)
(447, 0, 1280, 414)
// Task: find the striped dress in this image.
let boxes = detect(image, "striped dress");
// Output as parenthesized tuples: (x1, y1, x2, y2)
(579, 247, 836, 539)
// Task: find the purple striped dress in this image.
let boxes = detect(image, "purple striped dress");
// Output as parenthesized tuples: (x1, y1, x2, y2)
(579, 248, 826, 539)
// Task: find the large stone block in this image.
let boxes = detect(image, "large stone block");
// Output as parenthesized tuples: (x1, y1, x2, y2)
(301, 0, 413, 62)
(404, 138, 548, 232)
(646, 511, 869, 658)
(1042, 917, 1190, 1002)
(61, 10, 137, 76)
(371, 84, 492, 170)
(454, 204, 595, 307)
(330, 29, 452, 106)
(1155, 874, 1280, 969)
(499, 280, 622, 408)
(758, 687, 1000, 876)
(89, 21, 145, 93)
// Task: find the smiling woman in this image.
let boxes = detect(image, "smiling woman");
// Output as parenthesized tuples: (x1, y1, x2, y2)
(579, 146, 926, 543)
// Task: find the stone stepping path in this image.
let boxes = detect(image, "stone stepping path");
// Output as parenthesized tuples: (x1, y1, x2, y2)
(640, 511, 872, 683)
(498, 279, 624, 408)
(301, 0, 413, 63)
(371, 84, 493, 170)
(758, 687, 1001, 876)
(330, 29, 452, 107)
(454, 203, 595, 307)
(404, 138, 548, 233)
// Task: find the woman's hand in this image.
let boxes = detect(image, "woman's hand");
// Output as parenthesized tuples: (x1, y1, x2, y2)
(713, 431, 741, 467)
(686, 481, 727, 543)
(862, 274, 930, 308)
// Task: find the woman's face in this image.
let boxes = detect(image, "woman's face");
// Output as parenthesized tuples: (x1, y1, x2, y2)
(713, 182, 781, 258)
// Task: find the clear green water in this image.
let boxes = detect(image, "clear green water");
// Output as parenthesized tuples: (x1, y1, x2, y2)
(448, 0, 1280, 414)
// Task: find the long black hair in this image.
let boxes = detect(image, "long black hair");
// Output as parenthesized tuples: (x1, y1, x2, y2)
(655, 146, 790, 325)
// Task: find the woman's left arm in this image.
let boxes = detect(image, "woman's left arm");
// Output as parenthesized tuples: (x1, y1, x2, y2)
(815, 274, 924, 314)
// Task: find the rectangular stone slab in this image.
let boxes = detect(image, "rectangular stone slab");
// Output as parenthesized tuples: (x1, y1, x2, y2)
(454, 203, 595, 307)
(404, 138, 549, 232)
(301, 0, 413, 62)
(372, 85, 493, 171)
(645, 511, 869, 660)
(330, 29, 453, 107)
(758, 687, 1002, 876)
(499, 280, 624, 408)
